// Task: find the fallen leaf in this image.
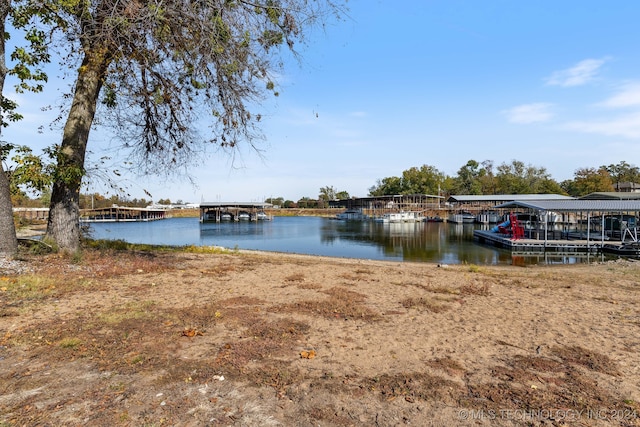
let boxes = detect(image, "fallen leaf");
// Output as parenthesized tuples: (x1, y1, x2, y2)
(300, 349, 316, 359)
(182, 328, 203, 337)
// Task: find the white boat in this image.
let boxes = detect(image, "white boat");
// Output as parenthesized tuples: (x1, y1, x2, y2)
(336, 209, 367, 221)
(255, 211, 270, 221)
(374, 211, 423, 223)
(238, 211, 251, 221)
(448, 211, 476, 224)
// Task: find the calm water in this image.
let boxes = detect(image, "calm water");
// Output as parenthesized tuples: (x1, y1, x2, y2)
(86, 216, 606, 265)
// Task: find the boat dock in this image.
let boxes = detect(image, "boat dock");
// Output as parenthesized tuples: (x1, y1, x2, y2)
(80, 206, 167, 222)
(473, 229, 615, 254)
(199, 202, 273, 222)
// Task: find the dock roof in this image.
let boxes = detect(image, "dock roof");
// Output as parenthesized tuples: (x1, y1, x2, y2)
(447, 194, 574, 203)
(495, 199, 640, 212)
(199, 202, 272, 209)
(580, 192, 640, 200)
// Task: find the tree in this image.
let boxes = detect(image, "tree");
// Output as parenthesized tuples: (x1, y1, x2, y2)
(43, 0, 345, 251)
(369, 176, 403, 196)
(0, 0, 53, 256)
(604, 161, 640, 190)
(369, 165, 445, 196)
(319, 185, 337, 201)
(401, 165, 445, 195)
(452, 159, 483, 195)
(477, 160, 496, 195)
(562, 167, 613, 197)
(265, 196, 284, 206)
(494, 160, 559, 194)
(335, 190, 349, 200)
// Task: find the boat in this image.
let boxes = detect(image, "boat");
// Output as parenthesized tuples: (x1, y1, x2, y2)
(602, 241, 640, 257)
(336, 209, 367, 221)
(237, 211, 251, 221)
(424, 216, 444, 222)
(203, 212, 217, 222)
(448, 211, 476, 224)
(255, 211, 270, 221)
(374, 211, 423, 223)
(220, 212, 233, 221)
(475, 210, 500, 224)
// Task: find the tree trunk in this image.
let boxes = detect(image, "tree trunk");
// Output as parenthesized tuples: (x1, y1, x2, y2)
(0, 162, 17, 256)
(0, 0, 17, 257)
(45, 51, 108, 252)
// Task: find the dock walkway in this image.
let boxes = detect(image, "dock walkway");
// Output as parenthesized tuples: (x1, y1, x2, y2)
(473, 229, 621, 254)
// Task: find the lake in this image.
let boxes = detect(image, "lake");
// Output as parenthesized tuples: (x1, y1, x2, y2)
(86, 216, 607, 265)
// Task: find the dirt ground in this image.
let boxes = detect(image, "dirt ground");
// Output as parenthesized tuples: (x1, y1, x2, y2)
(1, 245, 640, 426)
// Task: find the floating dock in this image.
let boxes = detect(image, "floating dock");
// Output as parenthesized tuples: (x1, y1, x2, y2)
(473, 229, 626, 255)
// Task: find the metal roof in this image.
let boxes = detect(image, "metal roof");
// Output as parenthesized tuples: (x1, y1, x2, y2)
(495, 199, 640, 212)
(580, 192, 640, 200)
(199, 202, 273, 208)
(447, 194, 574, 203)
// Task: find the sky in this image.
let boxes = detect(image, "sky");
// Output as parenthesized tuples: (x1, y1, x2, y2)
(5, 0, 640, 204)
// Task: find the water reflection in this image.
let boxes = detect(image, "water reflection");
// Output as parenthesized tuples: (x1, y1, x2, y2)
(320, 220, 511, 264)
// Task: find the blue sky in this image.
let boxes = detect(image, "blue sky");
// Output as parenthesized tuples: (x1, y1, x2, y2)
(5, 0, 640, 203)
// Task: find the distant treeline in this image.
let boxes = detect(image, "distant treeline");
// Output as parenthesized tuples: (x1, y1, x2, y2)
(10, 159, 639, 209)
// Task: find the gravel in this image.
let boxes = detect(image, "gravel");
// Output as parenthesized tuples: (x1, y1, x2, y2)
(0, 256, 32, 275)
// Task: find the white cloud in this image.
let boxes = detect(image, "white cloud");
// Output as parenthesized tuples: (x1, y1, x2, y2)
(564, 112, 640, 138)
(598, 82, 640, 108)
(545, 58, 608, 87)
(502, 103, 553, 124)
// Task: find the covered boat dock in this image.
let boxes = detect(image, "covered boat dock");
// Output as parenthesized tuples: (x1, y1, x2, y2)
(474, 199, 640, 256)
(199, 202, 273, 222)
(80, 206, 167, 222)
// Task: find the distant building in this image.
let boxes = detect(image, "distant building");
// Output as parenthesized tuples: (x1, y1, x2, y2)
(614, 182, 640, 193)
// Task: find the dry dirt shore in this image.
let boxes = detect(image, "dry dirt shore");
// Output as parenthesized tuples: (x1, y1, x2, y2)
(1, 247, 640, 426)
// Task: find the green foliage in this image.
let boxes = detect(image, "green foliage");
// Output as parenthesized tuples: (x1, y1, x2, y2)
(10, 146, 54, 193)
(562, 167, 613, 197)
(369, 165, 444, 196)
(605, 161, 640, 186)
(367, 158, 639, 198)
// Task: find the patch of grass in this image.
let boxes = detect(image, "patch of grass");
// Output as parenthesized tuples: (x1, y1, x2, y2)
(426, 357, 465, 376)
(550, 345, 620, 376)
(198, 262, 238, 276)
(459, 282, 491, 296)
(275, 286, 380, 320)
(182, 245, 235, 254)
(98, 301, 158, 324)
(58, 337, 82, 349)
(214, 318, 310, 373)
(467, 264, 481, 273)
(400, 296, 450, 313)
(462, 345, 629, 417)
(175, 301, 223, 331)
(2, 275, 58, 300)
(284, 272, 306, 282)
(249, 362, 305, 398)
(364, 372, 462, 403)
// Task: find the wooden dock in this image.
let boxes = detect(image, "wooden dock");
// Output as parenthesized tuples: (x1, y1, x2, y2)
(473, 229, 621, 254)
